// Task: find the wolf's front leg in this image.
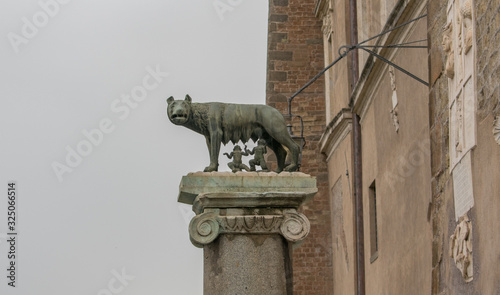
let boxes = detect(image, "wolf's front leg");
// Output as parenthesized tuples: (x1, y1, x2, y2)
(204, 132, 221, 172)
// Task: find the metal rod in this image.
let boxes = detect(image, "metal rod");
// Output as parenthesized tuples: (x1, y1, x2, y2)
(284, 114, 306, 170)
(357, 14, 427, 47)
(288, 53, 348, 116)
(360, 47, 429, 87)
(288, 15, 428, 111)
(386, 38, 428, 46)
(358, 45, 427, 49)
(287, 16, 428, 115)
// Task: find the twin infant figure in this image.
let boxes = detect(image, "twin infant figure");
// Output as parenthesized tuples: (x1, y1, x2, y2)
(223, 139, 268, 173)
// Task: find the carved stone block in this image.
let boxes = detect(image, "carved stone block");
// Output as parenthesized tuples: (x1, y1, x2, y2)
(449, 214, 473, 282)
(493, 116, 500, 145)
(389, 66, 400, 133)
(177, 171, 317, 294)
(189, 209, 311, 247)
(452, 151, 474, 221)
(178, 171, 317, 205)
(445, 0, 477, 170)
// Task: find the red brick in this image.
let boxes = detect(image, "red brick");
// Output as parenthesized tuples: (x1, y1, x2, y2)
(266, 0, 333, 294)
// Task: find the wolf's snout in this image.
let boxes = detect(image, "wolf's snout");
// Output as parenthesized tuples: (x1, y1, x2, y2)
(172, 113, 187, 119)
(169, 107, 189, 123)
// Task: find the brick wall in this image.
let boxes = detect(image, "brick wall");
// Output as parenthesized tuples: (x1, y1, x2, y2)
(266, 0, 334, 294)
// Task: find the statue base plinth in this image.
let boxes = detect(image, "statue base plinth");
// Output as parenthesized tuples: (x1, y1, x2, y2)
(178, 172, 317, 295)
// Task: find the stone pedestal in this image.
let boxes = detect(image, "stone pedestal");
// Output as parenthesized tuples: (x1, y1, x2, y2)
(178, 172, 317, 295)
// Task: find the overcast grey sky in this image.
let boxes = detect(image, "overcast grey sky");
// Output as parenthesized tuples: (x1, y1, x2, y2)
(0, 1, 268, 294)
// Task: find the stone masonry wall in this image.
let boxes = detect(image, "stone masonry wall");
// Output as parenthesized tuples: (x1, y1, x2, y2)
(428, 1, 500, 294)
(476, 0, 500, 120)
(266, 0, 334, 294)
(427, 1, 451, 292)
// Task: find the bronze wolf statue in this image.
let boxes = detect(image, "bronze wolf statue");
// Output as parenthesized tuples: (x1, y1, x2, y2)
(167, 95, 299, 172)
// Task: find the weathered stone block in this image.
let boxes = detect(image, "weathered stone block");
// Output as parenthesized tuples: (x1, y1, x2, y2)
(268, 51, 293, 61)
(273, 0, 288, 7)
(270, 14, 289, 22)
(270, 71, 288, 81)
(178, 171, 317, 205)
(269, 32, 288, 44)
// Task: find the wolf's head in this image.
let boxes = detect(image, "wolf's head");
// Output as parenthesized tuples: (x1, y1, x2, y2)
(167, 94, 192, 125)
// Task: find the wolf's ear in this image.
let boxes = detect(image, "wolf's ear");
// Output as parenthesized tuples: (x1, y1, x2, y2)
(185, 94, 192, 103)
(167, 96, 174, 104)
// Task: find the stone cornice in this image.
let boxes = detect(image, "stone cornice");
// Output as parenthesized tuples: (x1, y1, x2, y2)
(315, 0, 333, 35)
(192, 192, 316, 215)
(319, 108, 353, 160)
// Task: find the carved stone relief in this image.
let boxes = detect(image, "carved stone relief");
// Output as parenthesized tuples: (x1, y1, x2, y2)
(389, 66, 400, 133)
(455, 6, 465, 84)
(452, 151, 474, 220)
(280, 213, 311, 242)
(321, 2, 334, 123)
(461, 0, 473, 54)
(455, 94, 464, 156)
(322, 8, 332, 35)
(445, 0, 477, 226)
(442, 22, 455, 79)
(189, 210, 311, 247)
(332, 178, 349, 270)
(219, 215, 282, 233)
(449, 214, 473, 282)
(493, 116, 500, 145)
(445, 0, 476, 170)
